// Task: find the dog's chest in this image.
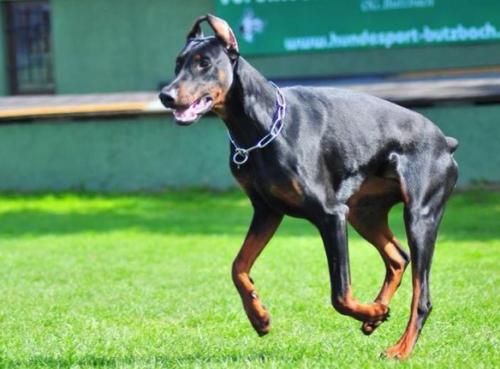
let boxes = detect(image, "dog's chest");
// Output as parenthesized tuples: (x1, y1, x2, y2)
(233, 164, 306, 215)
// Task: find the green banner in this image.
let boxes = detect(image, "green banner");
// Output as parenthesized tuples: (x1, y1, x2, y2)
(215, 0, 500, 55)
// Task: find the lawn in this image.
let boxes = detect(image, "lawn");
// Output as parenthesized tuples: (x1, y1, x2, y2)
(0, 190, 498, 369)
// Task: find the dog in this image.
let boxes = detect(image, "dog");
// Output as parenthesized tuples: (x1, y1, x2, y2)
(158, 14, 458, 359)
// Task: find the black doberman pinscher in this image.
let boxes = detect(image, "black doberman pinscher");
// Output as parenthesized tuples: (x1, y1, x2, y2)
(159, 14, 459, 359)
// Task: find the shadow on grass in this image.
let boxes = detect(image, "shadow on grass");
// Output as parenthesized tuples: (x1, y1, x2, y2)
(0, 190, 498, 241)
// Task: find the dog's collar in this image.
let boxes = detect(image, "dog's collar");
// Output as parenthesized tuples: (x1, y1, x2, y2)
(227, 82, 286, 168)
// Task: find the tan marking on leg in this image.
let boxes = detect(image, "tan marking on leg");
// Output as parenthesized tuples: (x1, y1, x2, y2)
(232, 213, 282, 336)
(333, 288, 390, 322)
(348, 177, 401, 204)
(348, 214, 407, 303)
(374, 237, 408, 305)
(347, 177, 407, 334)
(385, 277, 421, 359)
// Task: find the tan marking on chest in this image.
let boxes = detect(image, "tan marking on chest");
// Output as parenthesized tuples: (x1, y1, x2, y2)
(269, 179, 304, 207)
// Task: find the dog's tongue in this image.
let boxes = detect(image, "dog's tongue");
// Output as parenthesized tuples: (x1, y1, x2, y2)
(174, 98, 212, 123)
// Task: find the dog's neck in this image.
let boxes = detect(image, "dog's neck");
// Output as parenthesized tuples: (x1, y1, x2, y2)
(222, 57, 279, 148)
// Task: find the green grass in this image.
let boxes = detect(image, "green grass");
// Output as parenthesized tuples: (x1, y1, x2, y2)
(0, 190, 498, 369)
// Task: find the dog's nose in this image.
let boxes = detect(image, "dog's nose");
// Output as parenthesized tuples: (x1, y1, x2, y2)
(158, 89, 177, 108)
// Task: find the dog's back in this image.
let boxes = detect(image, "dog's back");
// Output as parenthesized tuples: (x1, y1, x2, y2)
(283, 85, 456, 177)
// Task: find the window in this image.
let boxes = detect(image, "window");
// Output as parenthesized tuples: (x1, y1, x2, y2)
(3, 0, 54, 95)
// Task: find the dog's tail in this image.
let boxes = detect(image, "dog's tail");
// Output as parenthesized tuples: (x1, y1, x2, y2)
(445, 136, 459, 154)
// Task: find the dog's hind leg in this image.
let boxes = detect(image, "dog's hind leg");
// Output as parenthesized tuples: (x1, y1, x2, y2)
(232, 200, 283, 336)
(385, 154, 458, 359)
(348, 198, 410, 335)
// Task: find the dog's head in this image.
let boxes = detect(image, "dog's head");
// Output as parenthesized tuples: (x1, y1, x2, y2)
(159, 14, 239, 125)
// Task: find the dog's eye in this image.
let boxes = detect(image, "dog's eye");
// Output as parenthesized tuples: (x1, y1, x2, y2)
(199, 58, 211, 69)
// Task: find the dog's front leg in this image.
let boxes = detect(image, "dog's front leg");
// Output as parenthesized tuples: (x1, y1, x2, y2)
(317, 207, 390, 323)
(232, 203, 283, 336)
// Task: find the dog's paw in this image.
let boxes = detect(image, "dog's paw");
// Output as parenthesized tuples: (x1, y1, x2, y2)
(361, 320, 383, 335)
(362, 302, 390, 323)
(251, 310, 271, 336)
(246, 305, 271, 336)
(244, 292, 271, 336)
(383, 342, 413, 360)
(361, 304, 390, 335)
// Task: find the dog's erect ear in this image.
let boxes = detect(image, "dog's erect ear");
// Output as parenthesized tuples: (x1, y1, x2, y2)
(186, 14, 239, 58)
(187, 15, 206, 40)
(206, 14, 239, 55)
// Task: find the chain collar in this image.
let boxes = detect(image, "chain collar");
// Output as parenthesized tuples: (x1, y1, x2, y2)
(227, 82, 287, 168)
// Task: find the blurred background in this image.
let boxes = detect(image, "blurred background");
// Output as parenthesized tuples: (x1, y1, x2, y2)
(0, 0, 499, 192)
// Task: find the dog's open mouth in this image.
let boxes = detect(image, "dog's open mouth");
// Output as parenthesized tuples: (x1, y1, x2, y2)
(173, 96, 213, 124)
